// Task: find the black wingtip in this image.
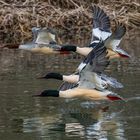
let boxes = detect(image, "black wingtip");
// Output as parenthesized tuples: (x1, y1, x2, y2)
(113, 22, 127, 39)
(92, 5, 111, 32)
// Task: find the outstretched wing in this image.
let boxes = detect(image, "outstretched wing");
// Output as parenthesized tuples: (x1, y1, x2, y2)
(78, 41, 109, 72)
(35, 28, 56, 45)
(31, 27, 41, 42)
(105, 22, 126, 50)
(84, 43, 109, 73)
(58, 72, 79, 91)
(78, 41, 109, 89)
(91, 5, 111, 45)
(19, 27, 62, 51)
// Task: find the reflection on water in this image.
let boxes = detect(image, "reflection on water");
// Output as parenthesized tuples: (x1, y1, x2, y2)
(0, 70, 140, 140)
(21, 104, 125, 140)
(0, 31, 140, 140)
(0, 98, 126, 140)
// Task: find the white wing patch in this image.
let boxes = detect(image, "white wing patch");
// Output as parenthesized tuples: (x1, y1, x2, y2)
(92, 28, 101, 39)
(90, 40, 100, 44)
(101, 31, 111, 41)
(92, 28, 111, 41)
(35, 34, 50, 45)
(78, 62, 87, 71)
(35, 32, 51, 45)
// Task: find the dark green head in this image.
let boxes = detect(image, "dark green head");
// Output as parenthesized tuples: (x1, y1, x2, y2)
(33, 90, 59, 97)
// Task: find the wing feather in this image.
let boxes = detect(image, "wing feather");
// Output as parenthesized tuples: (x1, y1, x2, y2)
(59, 82, 78, 91)
(81, 41, 109, 73)
(105, 22, 126, 50)
(91, 5, 111, 43)
(78, 41, 109, 89)
(35, 28, 56, 45)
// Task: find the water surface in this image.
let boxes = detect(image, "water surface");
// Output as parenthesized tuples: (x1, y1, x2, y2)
(0, 34, 140, 140)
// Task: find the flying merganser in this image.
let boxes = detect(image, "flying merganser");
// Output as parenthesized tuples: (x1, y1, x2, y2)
(34, 41, 124, 101)
(19, 27, 65, 54)
(58, 5, 130, 58)
(38, 5, 130, 90)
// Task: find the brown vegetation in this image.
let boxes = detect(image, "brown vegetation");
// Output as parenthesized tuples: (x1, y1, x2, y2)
(0, 0, 139, 45)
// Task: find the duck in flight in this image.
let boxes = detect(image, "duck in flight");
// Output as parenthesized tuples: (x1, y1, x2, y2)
(34, 40, 124, 101)
(39, 37, 124, 91)
(58, 5, 130, 59)
(38, 5, 127, 90)
(19, 27, 68, 54)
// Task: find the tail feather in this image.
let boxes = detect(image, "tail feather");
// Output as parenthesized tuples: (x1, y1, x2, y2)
(104, 90, 125, 101)
(116, 48, 131, 58)
(107, 94, 124, 101)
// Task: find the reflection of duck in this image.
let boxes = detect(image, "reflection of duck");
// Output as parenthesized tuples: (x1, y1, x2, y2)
(35, 41, 123, 101)
(19, 27, 64, 54)
(65, 113, 123, 139)
(18, 102, 124, 139)
(62, 102, 125, 139)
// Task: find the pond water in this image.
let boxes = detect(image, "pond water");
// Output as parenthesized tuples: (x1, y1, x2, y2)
(0, 33, 140, 140)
